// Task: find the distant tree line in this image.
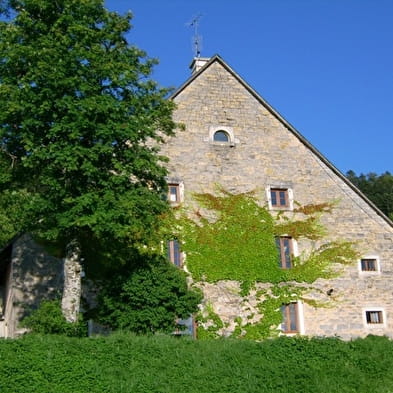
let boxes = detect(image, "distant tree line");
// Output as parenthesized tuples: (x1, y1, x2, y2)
(346, 171, 393, 220)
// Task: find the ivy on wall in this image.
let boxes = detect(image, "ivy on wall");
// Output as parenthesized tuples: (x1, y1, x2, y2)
(167, 189, 359, 340)
(196, 302, 225, 340)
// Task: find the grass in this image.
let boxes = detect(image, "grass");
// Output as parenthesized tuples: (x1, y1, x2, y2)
(0, 333, 393, 393)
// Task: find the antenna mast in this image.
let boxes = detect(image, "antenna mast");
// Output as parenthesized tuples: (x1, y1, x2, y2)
(187, 14, 203, 58)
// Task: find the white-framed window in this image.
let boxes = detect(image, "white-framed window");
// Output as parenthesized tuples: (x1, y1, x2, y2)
(363, 308, 386, 327)
(173, 315, 197, 338)
(167, 239, 183, 267)
(213, 130, 230, 142)
(281, 301, 304, 335)
(266, 186, 294, 211)
(275, 236, 298, 269)
(207, 126, 238, 146)
(358, 256, 380, 274)
(168, 184, 180, 203)
(167, 180, 184, 205)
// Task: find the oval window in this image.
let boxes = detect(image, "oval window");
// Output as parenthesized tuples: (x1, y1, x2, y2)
(213, 130, 229, 142)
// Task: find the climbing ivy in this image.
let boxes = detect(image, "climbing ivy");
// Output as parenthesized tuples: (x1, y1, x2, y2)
(167, 189, 359, 339)
(238, 285, 306, 340)
(196, 303, 224, 340)
(177, 191, 279, 283)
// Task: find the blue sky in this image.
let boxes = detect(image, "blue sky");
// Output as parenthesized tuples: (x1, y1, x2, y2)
(105, 0, 393, 175)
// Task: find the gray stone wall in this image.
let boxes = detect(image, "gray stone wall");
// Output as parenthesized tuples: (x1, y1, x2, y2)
(160, 59, 393, 339)
(4, 235, 63, 337)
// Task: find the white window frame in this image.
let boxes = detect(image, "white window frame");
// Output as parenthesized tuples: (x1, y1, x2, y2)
(266, 186, 294, 211)
(167, 180, 184, 205)
(206, 126, 238, 146)
(358, 255, 380, 275)
(363, 308, 386, 328)
(167, 239, 183, 268)
(276, 236, 298, 269)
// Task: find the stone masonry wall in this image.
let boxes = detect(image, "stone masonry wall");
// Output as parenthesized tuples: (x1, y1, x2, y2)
(5, 235, 63, 337)
(160, 60, 393, 339)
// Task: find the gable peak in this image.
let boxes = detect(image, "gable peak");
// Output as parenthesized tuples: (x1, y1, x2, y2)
(189, 57, 211, 74)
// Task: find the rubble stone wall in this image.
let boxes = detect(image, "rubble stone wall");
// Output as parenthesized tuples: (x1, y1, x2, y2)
(160, 60, 393, 339)
(4, 235, 63, 337)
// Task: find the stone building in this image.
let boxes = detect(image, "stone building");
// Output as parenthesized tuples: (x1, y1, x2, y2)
(1, 55, 392, 340)
(161, 55, 393, 339)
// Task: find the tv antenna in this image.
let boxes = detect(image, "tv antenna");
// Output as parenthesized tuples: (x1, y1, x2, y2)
(186, 13, 203, 57)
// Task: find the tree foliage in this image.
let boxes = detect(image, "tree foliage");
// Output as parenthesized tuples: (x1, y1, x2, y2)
(21, 299, 87, 337)
(347, 170, 393, 220)
(0, 0, 10, 15)
(0, 0, 177, 258)
(95, 256, 202, 334)
(0, 0, 199, 330)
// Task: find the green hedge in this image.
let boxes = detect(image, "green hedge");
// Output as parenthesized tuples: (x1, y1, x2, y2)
(0, 334, 392, 393)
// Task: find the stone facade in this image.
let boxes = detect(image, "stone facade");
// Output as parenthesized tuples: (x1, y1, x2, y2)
(0, 236, 97, 338)
(0, 235, 63, 337)
(1, 55, 392, 340)
(160, 55, 393, 339)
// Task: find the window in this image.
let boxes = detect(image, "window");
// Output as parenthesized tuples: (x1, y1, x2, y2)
(281, 303, 299, 333)
(359, 257, 380, 273)
(267, 186, 293, 210)
(361, 259, 377, 272)
(276, 237, 293, 269)
(167, 240, 182, 267)
(213, 130, 229, 142)
(207, 126, 237, 146)
(270, 188, 289, 208)
(366, 310, 383, 324)
(363, 308, 386, 328)
(174, 315, 197, 338)
(168, 184, 180, 203)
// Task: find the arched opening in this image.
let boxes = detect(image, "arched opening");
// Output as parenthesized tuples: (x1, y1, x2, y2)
(213, 130, 229, 142)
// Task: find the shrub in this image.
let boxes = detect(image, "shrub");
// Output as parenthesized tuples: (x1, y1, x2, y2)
(1, 334, 393, 393)
(21, 299, 87, 337)
(95, 256, 202, 334)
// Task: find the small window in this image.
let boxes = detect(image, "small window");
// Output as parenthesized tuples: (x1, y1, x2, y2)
(366, 310, 383, 324)
(168, 184, 180, 203)
(281, 303, 299, 333)
(276, 237, 293, 269)
(207, 126, 236, 146)
(167, 240, 182, 267)
(213, 130, 229, 142)
(174, 315, 197, 338)
(360, 258, 378, 272)
(270, 188, 289, 208)
(361, 259, 377, 272)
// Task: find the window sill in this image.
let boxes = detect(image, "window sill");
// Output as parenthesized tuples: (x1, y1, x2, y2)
(211, 141, 235, 147)
(269, 206, 293, 212)
(359, 271, 381, 276)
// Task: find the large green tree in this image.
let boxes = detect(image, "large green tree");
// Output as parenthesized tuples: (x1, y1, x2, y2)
(0, 0, 178, 321)
(347, 171, 393, 220)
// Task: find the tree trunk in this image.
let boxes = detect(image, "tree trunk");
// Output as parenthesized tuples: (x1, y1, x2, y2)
(61, 240, 82, 323)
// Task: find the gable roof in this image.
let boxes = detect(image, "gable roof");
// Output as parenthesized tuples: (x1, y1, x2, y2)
(171, 54, 393, 228)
